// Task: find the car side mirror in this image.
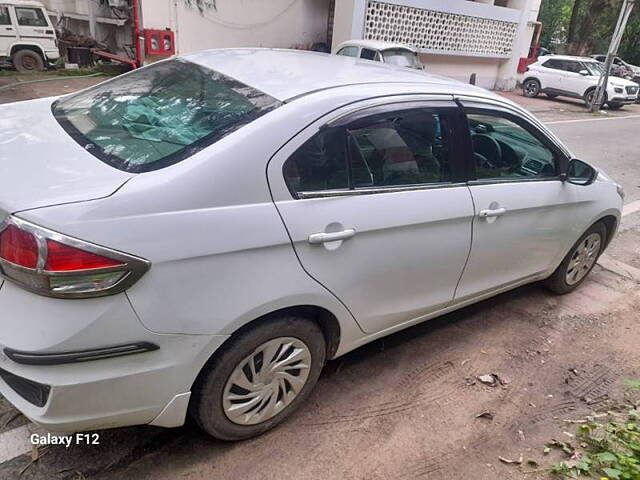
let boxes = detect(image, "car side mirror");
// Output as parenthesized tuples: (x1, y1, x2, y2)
(562, 159, 598, 185)
(579, 69, 590, 76)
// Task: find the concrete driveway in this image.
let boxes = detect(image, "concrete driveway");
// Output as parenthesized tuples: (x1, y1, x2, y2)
(0, 86, 639, 480)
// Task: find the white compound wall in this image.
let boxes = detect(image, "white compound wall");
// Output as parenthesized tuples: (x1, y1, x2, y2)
(333, 0, 541, 90)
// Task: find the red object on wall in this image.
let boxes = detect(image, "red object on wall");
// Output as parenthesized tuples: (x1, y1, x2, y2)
(144, 29, 176, 56)
(518, 57, 535, 73)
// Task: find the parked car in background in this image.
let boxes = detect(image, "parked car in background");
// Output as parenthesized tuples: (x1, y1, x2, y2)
(591, 54, 640, 103)
(0, 49, 623, 441)
(0, 0, 58, 72)
(591, 54, 640, 79)
(335, 40, 424, 70)
(523, 55, 639, 109)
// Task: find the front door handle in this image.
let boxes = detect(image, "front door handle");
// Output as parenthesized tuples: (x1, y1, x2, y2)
(478, 207, 506, 218)
(308, 229, 356, 245)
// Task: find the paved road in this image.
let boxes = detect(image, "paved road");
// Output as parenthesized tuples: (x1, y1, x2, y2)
(0, 94, 639, 480)
(548, 116, 640, 203)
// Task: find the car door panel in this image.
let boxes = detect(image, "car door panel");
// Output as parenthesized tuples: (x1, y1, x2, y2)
(268, 100, 475, 334)
(454, 103, 580, 301)
(0, 6, 17, 54)
(13, 5, 56, 51)
(455, 181, 580, 300)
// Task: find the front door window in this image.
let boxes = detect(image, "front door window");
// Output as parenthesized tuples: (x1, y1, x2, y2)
(467, 113, 557, 180)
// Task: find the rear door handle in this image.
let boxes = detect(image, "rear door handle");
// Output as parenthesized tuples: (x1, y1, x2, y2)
(308, 229, 356, 245)
(478, 207, 506, 218)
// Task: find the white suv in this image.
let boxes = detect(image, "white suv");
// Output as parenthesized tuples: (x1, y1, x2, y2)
(0, 1, 58, 72)
(523, 55, 639, 109)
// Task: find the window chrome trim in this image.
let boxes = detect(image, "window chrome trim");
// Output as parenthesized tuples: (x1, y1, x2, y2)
(467, 177, 563, 186)
(298, 182, 468, 199)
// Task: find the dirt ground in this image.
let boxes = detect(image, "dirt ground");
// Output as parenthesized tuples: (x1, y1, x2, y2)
(0, 72, 104, 104)
(0, 78, 639, 480)
(2, 262, 638, 480)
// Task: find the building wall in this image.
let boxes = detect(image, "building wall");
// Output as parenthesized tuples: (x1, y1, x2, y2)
(42, 0, 130, 56)
(141, 0, 331, 54)
(332, 0, 542, 90)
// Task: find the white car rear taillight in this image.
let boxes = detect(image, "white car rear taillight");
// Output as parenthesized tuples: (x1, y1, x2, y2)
(0, 216, 150, 298)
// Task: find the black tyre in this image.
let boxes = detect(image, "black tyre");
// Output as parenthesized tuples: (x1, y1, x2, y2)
(607, 102, 624, 110)
(13, 50, 45, 72)
(190, 316, 326, 440)
(543, 222, 607, 294)
(523, 79, 540, 98)
(584, 89, 607, 108)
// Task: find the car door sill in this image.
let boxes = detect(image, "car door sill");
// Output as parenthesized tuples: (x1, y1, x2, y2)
(335, 272, 546, 357)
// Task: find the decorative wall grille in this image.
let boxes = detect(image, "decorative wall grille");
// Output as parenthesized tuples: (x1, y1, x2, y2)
(364, 1, 518, 56)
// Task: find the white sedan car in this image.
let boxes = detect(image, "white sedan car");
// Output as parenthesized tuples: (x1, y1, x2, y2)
(335, 39, 424, 70)
(0, 49, 623, 440)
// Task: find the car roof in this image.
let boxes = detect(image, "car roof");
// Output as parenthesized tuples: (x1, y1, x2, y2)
(183, 48, 476, 102)
(538, 54, 598, 63)
(335, 40, 418, 53)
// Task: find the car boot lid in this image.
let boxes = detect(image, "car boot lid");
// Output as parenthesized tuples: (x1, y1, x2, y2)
(0, 97, 134, 215)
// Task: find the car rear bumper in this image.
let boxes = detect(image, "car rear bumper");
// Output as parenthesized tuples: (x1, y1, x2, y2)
(44, 50, 59, 62)
(0, 280, 228, 432)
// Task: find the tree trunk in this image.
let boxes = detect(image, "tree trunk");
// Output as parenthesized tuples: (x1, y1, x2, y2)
(567, 0, 587, 52)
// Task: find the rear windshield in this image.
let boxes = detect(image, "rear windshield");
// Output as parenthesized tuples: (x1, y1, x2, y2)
(52, 59, 280, 173)
(382, 49, 423, 69)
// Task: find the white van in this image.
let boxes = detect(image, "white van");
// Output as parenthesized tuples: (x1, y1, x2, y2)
(0, 1, 58, 72)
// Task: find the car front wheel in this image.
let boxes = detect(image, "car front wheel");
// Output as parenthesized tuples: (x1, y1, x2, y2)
(523, 79, 540, 98)
(543, 222, 606, 294)
(190, 315, 326, 440)
(584, 89, 607, 108)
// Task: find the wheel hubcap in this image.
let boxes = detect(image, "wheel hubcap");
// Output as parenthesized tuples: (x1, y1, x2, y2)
(222, 337, 311, 426)
(525, 82, 538, 95)
(22, 56, 36, 70)
(566, 233, 601, 285)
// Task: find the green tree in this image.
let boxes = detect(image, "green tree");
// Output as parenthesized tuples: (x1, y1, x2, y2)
(539, 0, 638, 61)
(183, 0, 217, 13)
(538, 0, 572, 49)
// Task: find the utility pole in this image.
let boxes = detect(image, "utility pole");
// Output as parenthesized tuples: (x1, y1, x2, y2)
(591, 0, 636, 112)
(88, 0, 98, 41)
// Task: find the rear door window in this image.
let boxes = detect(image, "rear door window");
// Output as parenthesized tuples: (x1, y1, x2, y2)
(347, 109, 451, 187)
(283, 107, 454, 196)
(53, 59, 281, 173)
(15, 7, 47, 26)
(542, 59, 563, 70)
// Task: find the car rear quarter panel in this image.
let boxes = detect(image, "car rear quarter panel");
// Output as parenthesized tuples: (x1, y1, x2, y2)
(17, 96, 374, 348)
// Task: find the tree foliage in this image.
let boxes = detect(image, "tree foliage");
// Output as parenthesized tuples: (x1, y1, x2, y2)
(183, 0, 217, 13)
(538, 0, 640, 64)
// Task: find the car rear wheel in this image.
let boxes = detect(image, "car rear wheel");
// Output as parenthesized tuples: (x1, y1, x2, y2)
(13, 50, 45, 73)
(190, 316, 326, 440)
(543, 222, 606, 294)
(523, 79, 540, 98)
